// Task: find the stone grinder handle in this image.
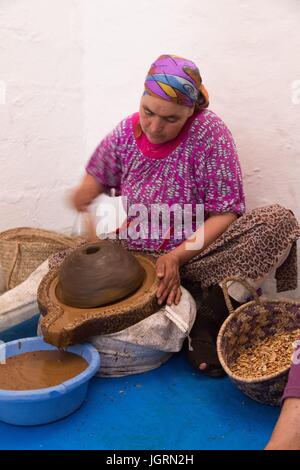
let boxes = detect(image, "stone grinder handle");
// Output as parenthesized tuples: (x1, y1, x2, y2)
(84, 211, 98, 243)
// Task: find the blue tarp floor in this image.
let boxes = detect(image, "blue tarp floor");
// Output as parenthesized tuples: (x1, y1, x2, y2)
(0, 315, 279, 450)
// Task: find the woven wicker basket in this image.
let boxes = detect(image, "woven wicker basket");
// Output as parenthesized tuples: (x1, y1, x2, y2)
(217, 277, 300, 406)
(0, 227, 81, 290)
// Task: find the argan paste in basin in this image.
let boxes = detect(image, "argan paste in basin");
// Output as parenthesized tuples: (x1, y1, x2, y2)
(0, 350, 88, 390)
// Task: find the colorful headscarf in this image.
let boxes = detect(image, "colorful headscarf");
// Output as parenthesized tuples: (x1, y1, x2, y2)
(144, 54, 209, 109)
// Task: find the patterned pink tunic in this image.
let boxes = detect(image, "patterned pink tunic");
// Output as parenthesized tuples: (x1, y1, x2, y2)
(86, 109, 246, 252)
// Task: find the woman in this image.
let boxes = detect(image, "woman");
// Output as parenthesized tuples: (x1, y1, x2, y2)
(72, 54, 300, 377)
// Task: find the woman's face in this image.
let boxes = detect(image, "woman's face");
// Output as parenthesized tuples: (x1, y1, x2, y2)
(139, 95, 195, 144)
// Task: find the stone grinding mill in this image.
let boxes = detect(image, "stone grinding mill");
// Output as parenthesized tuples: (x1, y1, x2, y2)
(38, 241, 159, 348)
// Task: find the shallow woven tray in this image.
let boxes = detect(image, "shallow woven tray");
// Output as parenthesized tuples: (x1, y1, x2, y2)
(0, 227, 80, 290)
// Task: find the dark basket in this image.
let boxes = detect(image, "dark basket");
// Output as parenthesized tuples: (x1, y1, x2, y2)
(217, 277, 300, 406)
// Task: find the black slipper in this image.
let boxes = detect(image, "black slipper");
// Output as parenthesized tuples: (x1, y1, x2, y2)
(186, 284, 241, 377)
(187, 315, 226, 378)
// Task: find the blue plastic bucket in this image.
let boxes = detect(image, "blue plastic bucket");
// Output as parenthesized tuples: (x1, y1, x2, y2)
(0, 336, 100, 426)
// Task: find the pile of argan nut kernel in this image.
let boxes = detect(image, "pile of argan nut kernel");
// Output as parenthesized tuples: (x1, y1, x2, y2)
(230, 330, 300, 379)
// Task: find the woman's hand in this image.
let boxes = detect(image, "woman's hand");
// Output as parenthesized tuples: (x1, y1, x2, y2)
(156, 252, 182, 307)
(70, 174, 104, 212)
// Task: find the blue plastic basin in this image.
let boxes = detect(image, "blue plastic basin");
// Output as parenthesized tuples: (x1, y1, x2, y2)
(0, 336, 100, 426)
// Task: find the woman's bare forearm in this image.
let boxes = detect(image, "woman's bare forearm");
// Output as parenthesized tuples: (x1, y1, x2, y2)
(82, 173, 105, 198)
(72, 173, 105, 212)
(265, 398, 300, 450)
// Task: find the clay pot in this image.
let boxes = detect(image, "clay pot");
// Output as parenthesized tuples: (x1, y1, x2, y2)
(56, 241, 145, 308)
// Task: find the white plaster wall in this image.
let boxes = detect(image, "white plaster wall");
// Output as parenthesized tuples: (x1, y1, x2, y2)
(0, 0, 85, 233)
(1, 0, 300, 295)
